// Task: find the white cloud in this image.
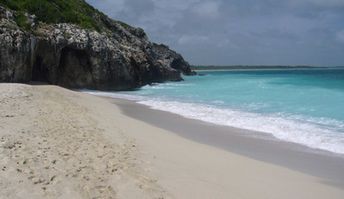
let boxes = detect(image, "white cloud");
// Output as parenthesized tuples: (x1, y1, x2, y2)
(312, 0, 344, 7)
(87, 0, 344, 65)
(192, 1, 221, 18)
(290, 0, 344, 7)
(178, 35, 209, 45)
(152, 0, 200, 10)
(336, 30, 344, 43)
(87, 0, 125, 14)
(134, 0, 200, 29)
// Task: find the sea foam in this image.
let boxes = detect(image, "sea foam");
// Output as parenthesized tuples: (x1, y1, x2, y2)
(84, 90, 344, 154)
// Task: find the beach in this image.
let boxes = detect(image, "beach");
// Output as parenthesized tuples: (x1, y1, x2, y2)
(1, 83, 344, 199)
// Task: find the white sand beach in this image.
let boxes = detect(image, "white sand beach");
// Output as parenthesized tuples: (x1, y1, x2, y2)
(1, 83, 343, 199)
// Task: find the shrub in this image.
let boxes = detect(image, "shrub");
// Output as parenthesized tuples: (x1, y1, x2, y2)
(0, 0, 101, 30)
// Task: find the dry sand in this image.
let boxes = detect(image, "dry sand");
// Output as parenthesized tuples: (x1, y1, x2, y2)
(0, 83, 343, 199)
(0, 84, 165, 199)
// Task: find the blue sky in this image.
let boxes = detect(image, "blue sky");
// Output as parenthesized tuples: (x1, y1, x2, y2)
(86, 0, 344, 66)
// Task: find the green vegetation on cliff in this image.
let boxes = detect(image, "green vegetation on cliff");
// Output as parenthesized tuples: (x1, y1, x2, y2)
(0, 0, 105, 30)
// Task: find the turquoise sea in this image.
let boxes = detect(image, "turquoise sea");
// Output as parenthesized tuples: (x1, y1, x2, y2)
(86, 67, 344, 154)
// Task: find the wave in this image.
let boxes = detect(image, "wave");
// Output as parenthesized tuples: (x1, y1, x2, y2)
(84, 90, 344, 154)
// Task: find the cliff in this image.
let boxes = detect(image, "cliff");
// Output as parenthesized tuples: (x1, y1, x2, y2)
(0, 1, 194, 90)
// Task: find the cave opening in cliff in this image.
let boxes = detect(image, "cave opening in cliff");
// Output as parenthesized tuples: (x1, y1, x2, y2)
(32, 55, 49, 83)
(58, 47, 93, 88)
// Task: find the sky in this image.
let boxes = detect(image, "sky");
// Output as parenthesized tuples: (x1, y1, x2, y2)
(86, 0, 344, 66)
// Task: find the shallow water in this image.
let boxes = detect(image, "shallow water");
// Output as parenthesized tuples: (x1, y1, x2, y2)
(85, 67, 344, 154)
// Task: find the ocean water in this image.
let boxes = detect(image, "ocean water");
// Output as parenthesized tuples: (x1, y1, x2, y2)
(85, 68, 344, 154)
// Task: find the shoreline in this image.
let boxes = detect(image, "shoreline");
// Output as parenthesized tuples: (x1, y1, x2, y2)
(110, 97, 344, 188)
(2, 83, 344, 198)
(192, 66, 344, 72)
(85, 86, 344, 155)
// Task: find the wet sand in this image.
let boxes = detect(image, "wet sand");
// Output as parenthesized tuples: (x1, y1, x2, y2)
(114, 98, 344, 188)
(1, 83, 344, 198)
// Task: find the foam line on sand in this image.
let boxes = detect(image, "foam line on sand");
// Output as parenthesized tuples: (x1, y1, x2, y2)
(0, 83, 343, 199)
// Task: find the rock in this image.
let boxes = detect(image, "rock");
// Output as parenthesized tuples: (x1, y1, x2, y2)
(150, 44, 196, 76)
(0, 6, 195, 90)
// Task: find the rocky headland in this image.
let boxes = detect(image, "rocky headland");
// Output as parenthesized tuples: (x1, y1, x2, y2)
(0, 1, 194, 90)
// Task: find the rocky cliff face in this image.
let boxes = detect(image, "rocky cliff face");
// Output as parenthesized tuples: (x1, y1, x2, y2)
(0, 6, 194, 90)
